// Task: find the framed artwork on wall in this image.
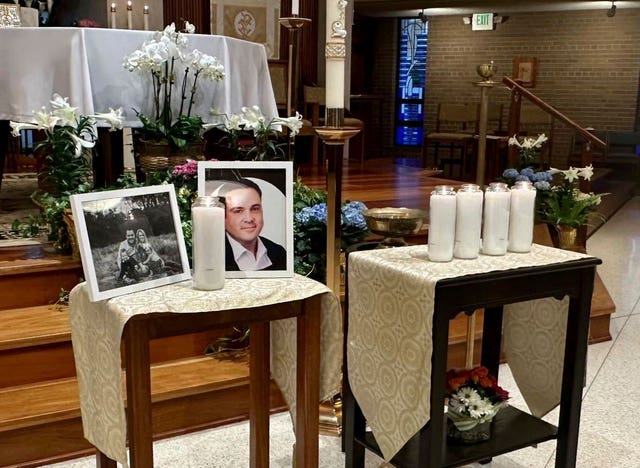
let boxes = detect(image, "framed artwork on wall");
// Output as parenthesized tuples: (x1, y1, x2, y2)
(197, 160, 294, 279)
(70, 185, 191, 302)
(512, 57, 538, 88)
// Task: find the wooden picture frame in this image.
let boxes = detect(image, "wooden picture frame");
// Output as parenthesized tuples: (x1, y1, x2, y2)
(198, 161, 294, 279)
(512, 57, 538, 88)
(70, 185, 191, 302)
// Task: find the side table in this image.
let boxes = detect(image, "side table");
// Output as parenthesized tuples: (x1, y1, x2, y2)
(343, 253, 600, 467)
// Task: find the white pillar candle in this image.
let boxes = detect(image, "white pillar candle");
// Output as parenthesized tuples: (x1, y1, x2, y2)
(110, 3, 116, 29)
(192, 197, 225, 291)
(454, 184, 483, 259)
(127, 1, 133, 30)
(143, 5, 149, 30)
(508, 181, 537, 253)
(482, 182, 511, 256)
(428, 185, 457, 262)
(292, 0, 299, 15)
(325, 0, 346, 110)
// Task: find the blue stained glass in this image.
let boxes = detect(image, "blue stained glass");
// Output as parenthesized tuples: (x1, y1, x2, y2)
(395, 126, 424, 146)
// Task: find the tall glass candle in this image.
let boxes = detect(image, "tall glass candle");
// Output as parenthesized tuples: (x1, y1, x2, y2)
(143, 5, 149, 30)
(110, 3, 116, 29)
(192, 196, 225, 290)
(428, 185, 457, 262)
(292, 0, 299, 15)
(508, 181, 537, 253)
(482, 182, 511, 256)
(454, 183, 483, 259)
(325, 0, 346, 109)
(126, 0, 133, 30)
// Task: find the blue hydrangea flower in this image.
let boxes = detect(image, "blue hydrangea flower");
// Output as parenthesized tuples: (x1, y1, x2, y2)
(342, 201, 368, 230)
(502, 168, 519, 178)
(295, 203, 327, 224)
(534, 181, 551, 191)
(520, 167, 535, 178)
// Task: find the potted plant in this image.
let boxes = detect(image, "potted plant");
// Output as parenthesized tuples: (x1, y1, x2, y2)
(123, 21, 225, 172)
(9, 94, 123, 255)
(445, 366, 509, 444)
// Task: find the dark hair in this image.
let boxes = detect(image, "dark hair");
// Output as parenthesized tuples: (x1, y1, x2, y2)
(235, 178, 262, 198)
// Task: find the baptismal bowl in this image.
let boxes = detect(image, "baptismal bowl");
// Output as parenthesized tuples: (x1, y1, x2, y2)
(362, 207, 426, 247)
(476, 62, 497, 81)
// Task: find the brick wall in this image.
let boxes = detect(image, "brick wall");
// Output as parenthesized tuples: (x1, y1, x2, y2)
(365, 9, 640, 167)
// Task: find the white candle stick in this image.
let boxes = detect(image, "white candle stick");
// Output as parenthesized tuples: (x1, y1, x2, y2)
(325, 0, 347, 109)
(508, 181, 537, 253)
(143, 5, 149, 31)
(482, 182, 511, 256)
(453, 184, 483, 259)
(428, 186, 457, 262)
(127, 1, 133, 30)
(110, 3, 116, 29)
(292, 0, 299, 15)
(192, 197, 225, 291)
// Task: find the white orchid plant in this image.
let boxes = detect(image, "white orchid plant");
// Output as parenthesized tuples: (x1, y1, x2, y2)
(205, 105, 303, 160)
(123, 21, 225, 150)
(508, 133, 548, 167)
(538, 164, 606, 228)
(9, 94, 124, 251)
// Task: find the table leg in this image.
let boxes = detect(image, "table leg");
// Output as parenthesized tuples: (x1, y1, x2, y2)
(124, 321, 153, 468)
(343, 376, 365, 468)
(96, 451, 117, 468)
(295, 296, 321, 468)
(555, 269, 595, 468)
(480, 306, 503, 378)
(0, 120, 9, 191)
(250, 321, 270, 468)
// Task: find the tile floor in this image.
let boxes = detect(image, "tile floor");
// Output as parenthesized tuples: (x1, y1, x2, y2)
(45, 197, 640, 468)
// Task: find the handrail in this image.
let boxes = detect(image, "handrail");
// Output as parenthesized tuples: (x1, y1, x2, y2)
(502, 76, 606, 149)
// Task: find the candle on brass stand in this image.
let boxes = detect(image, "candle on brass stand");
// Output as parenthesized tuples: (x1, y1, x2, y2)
(474, 61, 497, 187)
(126, 0, 133, 30)
(143, 4, 149, 31)
(110, 3, 116, 29)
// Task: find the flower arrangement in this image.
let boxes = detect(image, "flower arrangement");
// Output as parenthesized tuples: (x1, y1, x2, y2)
(9, 94, 123, 251)
(508, 133, 548, 167)
(205, 105, 303, 161)
(446, 366, 509, 432)
(501, 167, 553, 192)
(538, 165, 605, 228)
(123, 22, 225, 150)
(293, 180, 369, 281)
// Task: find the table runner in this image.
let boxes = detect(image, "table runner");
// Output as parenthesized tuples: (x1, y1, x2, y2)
(347, 243, 591, 461)
(69, 275, 342, 467)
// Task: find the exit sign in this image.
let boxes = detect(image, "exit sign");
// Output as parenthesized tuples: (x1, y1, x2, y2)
(472, 13, 494, 30)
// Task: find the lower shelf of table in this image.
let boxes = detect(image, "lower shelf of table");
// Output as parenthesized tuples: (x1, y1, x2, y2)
(356, 405, 558, 467)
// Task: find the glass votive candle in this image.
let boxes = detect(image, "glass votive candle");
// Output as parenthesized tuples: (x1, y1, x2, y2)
(454, 183, 483, 259)
(191, 196, 225, 290)
(507, 181, 537, 253)
(428, 185, 457, 262)
(482, 182, 511, 256)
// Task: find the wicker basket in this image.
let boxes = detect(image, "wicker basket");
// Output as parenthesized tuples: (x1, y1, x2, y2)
(135, 138, 205, 173)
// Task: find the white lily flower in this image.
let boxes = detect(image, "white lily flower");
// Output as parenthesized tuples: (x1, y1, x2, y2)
(225, 113, 243, 131)
(531, 133, 548, 148)
(9, 121, 41, 137)
(184, 21, 195, 34)
(68, 131, 96, 157)
(241, 105, 266, 133)
(578, 164, 594, 181)
(50, 94, 79, 128)
(89, 108, 125, 131)
(563, 167, 580, 183)
(507, 135, 521, 147)
(276, 112, 303, 136)
(34, 109, 60, 133)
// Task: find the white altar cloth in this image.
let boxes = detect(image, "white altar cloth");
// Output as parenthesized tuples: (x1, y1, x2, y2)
(0, 27, 278, 126)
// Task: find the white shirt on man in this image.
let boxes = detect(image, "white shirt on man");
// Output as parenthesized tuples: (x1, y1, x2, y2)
(226, 233, 273, 271)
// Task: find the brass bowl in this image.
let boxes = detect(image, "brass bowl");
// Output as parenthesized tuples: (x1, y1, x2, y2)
(476, 62, 497, 81)
(362, 207, 426, 247)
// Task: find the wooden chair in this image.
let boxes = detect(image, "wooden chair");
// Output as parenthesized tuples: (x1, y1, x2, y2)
(423, 102, 478, 179)
(267, 60, 288, 116)
(302, 85, 366, 165)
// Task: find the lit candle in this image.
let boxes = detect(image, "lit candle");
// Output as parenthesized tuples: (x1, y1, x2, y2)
(192, 197, 225, 291)
(428, 185, 457, 262)
(508, 181, 537, 253)
(143, 4, 149, 30)
(453, 184, 483, 259)
(325, 0, 346, 110)
(127, 1, 133, 30)
(292, 0, 299, 15)
(110, 3, 116, 29)
(482, 182, 511, 256)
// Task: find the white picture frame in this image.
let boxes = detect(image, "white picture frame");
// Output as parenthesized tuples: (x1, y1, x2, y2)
(70, 185, 191, 302)
(197, 161, 294, 278)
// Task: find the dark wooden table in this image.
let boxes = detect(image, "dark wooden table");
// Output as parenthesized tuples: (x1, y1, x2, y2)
(343, 256, 600, 467)
(96, 296, 322, 468)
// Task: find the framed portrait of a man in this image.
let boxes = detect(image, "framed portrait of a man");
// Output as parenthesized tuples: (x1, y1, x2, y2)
(197, 161, 294, 278)
(70, 185, 191, 302)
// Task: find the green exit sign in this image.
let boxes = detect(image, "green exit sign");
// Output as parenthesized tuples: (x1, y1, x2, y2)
(472, 13, 494, 30)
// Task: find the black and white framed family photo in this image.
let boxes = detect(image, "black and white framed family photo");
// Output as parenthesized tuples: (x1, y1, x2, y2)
(70, 185, 191, 302)
(197, 161, 294, 279)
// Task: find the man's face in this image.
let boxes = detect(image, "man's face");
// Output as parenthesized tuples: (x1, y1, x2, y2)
(224, 187, 264, 248)
(126, 230, 135, 245)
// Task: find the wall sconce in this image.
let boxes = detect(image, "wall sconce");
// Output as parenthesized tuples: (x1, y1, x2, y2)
(606, 1, 617, 17)
(462, 16, 471, 25)
(418, 9, 428, 23)
(462, 14, 507, 27)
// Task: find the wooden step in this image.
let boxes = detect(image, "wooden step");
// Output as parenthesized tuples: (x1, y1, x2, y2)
(0, 305, 70, 351)
(0, 354, 287, 467)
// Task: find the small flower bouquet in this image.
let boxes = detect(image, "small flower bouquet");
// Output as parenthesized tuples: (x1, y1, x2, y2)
(123, 22, 225, 150)
(204, 105, 303, 161)
(539, 165, 605, 228)
(508, 133, 548, 167)
(446, 366, 509, 443)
